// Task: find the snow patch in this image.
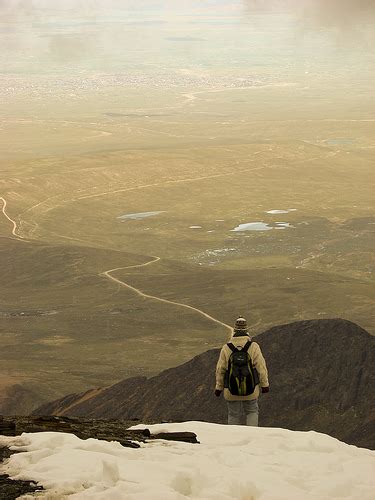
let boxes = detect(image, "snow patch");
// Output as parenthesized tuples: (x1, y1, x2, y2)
(1, 423, 374, 499)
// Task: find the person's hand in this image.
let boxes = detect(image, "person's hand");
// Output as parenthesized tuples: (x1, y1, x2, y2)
(261, 386, 270, 394)
(214, 389, 222, 397)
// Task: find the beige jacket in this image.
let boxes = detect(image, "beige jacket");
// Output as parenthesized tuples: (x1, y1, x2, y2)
(215, 334, 269, 401)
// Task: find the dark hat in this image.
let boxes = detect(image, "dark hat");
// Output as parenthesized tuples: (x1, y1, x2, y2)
(234, 316, 248, 331)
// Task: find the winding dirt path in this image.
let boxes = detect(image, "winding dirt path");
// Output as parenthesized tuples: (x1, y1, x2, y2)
(0, 197, 18, 236)
(0, 196, 28, 242)
(101, 257, 233, 334)
(1, 195, 232, 334)
(76, 164, 265, 202)
(0, 193, 232, 335)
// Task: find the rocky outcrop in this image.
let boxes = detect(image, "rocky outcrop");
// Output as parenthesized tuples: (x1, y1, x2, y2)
(0, 415, 198, 445)
(0, 415, 199, 499)
(34, 319, 375, 449)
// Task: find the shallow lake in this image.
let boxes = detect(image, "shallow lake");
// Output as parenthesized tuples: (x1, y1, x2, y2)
(117, 211, 164, 221)
(232, 222, 294, 231)
(266, 209, 297, 214)
(324, 139, 355, 146)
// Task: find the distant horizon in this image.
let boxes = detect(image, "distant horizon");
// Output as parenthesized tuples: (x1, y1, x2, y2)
(1, 0, 374, 419)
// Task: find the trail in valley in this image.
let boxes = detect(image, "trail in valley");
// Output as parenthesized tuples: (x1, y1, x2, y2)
(0, 196, 29, 242)
(101, 257, 233, 334)
(74, 146, 338, 202)
(0, 195, 233, 335)
(76, 164, 265, 201)
(3, 142, 338, 334)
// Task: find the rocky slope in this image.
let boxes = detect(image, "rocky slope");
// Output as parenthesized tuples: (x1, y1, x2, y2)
(34, 319, 375, 449)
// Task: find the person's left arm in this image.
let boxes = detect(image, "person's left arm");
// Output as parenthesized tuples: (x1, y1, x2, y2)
(252, 342, 269, 390)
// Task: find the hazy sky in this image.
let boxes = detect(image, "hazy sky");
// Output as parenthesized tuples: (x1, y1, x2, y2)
(1, 1, 374, 79)
(2, 0, 375, 25)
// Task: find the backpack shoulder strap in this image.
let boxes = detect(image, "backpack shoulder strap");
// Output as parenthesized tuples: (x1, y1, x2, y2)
(226, 342, 238, 353)
(242, 340, 252, 352)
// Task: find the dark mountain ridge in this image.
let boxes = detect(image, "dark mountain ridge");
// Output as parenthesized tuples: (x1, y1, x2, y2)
(34, 319, 375, 449)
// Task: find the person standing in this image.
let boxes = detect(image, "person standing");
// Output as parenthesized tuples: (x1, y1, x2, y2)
(215, 316, 269, 426)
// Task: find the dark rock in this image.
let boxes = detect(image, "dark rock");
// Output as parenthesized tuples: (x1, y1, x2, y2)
(0, 416, 197, 447)
(127, 428, 151, 438)
(0, 447, 44, 498)
(0, 420, 16, 436)
(1, 416, 152, 447)
(119, 440, 141, 449)
(152, 432, 199, 444)
(0, 447, 14, 462)
(0, 475, 43, 499)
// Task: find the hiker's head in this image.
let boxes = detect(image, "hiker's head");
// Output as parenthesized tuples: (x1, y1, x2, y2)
(233, 316, 248, 334)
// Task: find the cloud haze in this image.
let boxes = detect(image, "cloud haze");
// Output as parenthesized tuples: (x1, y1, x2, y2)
(242, 0, 375, 28)
(1, 1, 374, 67)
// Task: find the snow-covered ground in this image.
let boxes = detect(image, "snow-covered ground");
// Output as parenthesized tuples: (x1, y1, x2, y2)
(1, 422, 374, 499)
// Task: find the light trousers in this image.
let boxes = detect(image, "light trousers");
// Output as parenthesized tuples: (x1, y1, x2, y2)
(227, 399, 259, 426)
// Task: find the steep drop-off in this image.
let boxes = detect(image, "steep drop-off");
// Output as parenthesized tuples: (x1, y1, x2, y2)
(34, 319, 375, 449)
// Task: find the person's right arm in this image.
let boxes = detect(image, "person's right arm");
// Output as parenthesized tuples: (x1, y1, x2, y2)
(215, 346, 228, 392)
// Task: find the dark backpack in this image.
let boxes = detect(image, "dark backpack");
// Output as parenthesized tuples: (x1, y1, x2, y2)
(225, 340, 259, 396)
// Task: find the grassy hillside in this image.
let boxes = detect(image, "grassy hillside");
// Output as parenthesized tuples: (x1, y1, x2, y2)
(1, 87, 374, 414)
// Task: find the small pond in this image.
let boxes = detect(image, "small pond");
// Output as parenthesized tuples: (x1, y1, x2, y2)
(117, 211, 165, 221)
(266, 209, 297, 214)
(324, 139, 355, 146)
(231, 221, 294, 232)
